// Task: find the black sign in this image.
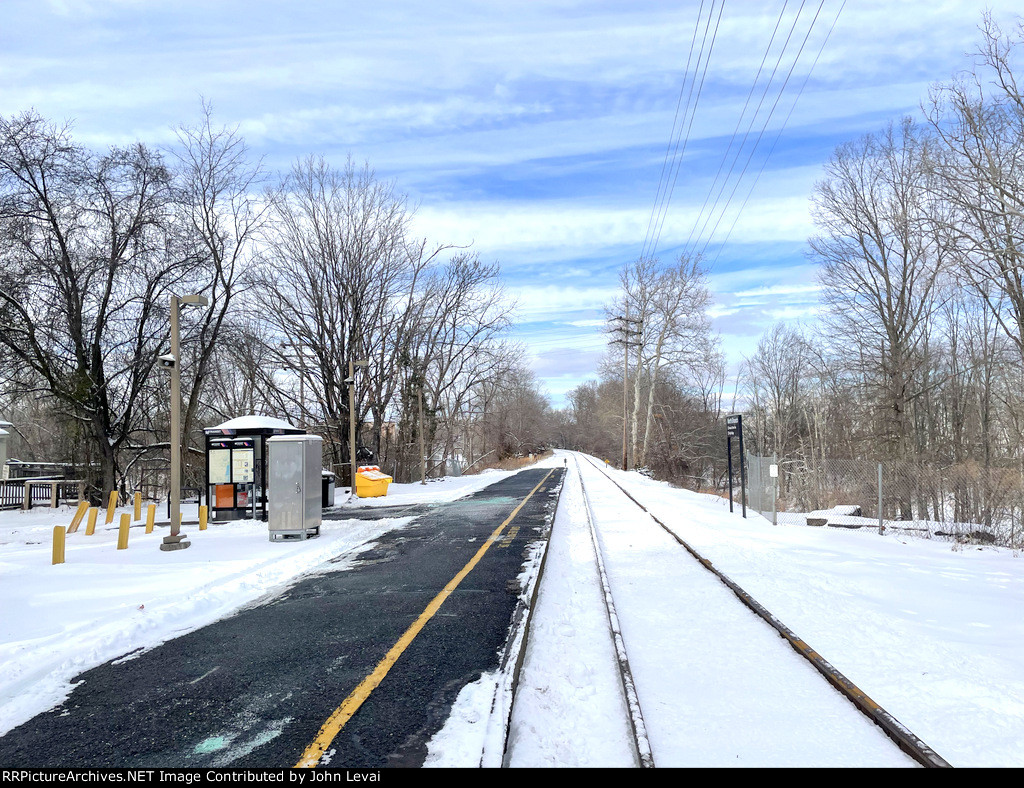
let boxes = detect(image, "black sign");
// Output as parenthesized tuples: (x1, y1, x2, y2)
(725, 414, 746, 518)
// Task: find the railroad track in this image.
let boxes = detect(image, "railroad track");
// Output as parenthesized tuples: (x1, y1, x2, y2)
(574, 454, 655, 768)
(549, 452, 951, 769)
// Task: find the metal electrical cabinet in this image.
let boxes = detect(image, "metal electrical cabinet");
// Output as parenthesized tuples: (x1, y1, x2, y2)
(267, 434, 323, 541)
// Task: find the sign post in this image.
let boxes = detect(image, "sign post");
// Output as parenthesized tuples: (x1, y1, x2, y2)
(726, 414, 746, 518)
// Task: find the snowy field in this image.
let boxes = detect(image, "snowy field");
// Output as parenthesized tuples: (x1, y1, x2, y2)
(1, 451, 1022, 767)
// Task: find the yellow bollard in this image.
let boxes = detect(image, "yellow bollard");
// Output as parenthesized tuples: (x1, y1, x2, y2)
(134, 492, 141, 522)
(67, 501, 90, 534)
(52, 526, 66, 565)
(146, 504, 156, 534)
(105, 491, 118, 524)
(117, 513, 130, 550)
(85, 507, 99, 535)
(199, 505, 208, 531)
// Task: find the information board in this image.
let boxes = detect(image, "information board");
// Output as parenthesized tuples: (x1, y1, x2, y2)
(209, 449, 231, 484)
(232, 448, 254, 483)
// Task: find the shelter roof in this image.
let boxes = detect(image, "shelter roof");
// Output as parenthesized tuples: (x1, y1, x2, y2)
(205, 415, 303, 435)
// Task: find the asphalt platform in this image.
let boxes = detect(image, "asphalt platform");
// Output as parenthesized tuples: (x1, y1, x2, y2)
(0, 467, 565, 768)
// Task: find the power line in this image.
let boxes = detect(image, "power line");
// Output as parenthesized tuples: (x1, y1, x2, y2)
(705, 0, 845, 268)
(638, 1, 843, 265)
(694, 0, 831, 262)
(646, 0, 726, 262)
(683, 0, 805, 254)
(641, 0, 726, 263)
(640, 0, 709, 262)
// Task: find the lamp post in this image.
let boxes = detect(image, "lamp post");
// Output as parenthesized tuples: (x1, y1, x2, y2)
(347, 359, 368, 497)
(160, 293, 208, 552)
(419, 386, 426, 485)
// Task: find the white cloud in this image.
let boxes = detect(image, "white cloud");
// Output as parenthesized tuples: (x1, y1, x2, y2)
(42, 0, 145, 17)
(768, 305, 823, 321)
(4, 0, 1020, 408)
(732, 283, 821, 298)
(507, 284, 619, 319)
(411, 189, 816, 266)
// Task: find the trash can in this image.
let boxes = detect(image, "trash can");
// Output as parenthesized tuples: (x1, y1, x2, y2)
(355, 465, 392, 498)
(321, 470, 336, 508)
(266, 434, 322, 541)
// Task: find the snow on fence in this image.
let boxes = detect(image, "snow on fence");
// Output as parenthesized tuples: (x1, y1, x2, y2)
(746, 454, 1024, 548)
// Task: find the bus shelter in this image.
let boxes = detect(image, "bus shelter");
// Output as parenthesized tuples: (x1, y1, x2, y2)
(204, 415, 304, 522)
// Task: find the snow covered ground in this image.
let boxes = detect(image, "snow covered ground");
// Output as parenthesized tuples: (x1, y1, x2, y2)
(501, 455, 915, 768)
(1, 451, 1022, 767)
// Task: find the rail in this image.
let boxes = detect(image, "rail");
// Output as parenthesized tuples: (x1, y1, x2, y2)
(573, 455, 655, 768)
(576, 453, 951, 769)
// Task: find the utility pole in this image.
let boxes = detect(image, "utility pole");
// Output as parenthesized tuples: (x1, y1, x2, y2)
(161, 293, 207, 552)
(347, 358, 368, 496)
(167, 295, 183, 548)
(622, 335, 628, 470)
(419, 386, 426, 485)
(610, 314, 642, 471)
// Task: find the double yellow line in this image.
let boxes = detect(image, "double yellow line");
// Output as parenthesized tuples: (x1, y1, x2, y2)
(295, 468, 555, 768)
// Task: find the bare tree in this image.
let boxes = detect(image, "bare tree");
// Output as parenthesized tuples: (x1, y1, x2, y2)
(169, 103, 269, 468)
(260, 155, 415, 470)
(258, 156, 517, 482)
(743, 322, 813, 457)
(0, 111, 181, 495)
(638, 257, 714, 466)
(472, 363, 553, 460)
(810, 118, 950, 464)
(610, 254, 715, 467)
(927, 14, 1024, 362)
(413, 253, 516, 473)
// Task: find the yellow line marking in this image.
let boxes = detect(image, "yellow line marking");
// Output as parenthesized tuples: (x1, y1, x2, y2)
(498, 525, 520, 548)
(295, 468, 556, 768)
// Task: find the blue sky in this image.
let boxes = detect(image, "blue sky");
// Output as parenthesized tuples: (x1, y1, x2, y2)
(2, 1, 1020, 407)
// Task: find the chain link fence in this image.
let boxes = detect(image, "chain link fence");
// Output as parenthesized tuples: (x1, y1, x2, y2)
(745, 454, 1024, 549)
